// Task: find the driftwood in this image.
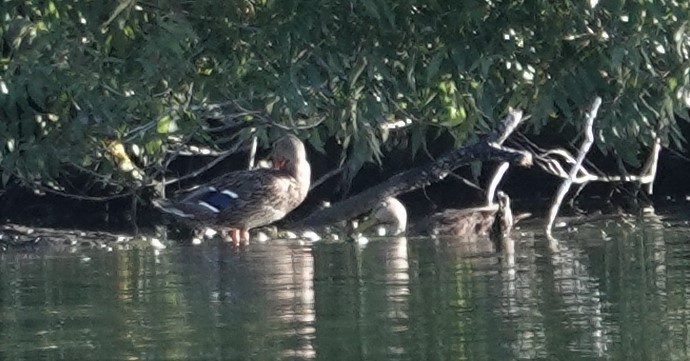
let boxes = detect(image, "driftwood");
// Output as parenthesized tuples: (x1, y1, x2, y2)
(545, 97, 602, 241)
(0, 224, 134, 251)
(296, 109, 531, 229)
(485, 162, 510, 205)
(539, 96, 663, 243)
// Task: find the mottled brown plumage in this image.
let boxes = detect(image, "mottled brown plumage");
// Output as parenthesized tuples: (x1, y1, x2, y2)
(154, 134, 310, 244)
(363, 192, 515, 242)
(414, 205, 506, 238)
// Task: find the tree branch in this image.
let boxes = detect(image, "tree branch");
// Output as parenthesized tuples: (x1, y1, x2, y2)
(545, 96, 602, 241)
(296, 108, 529, 228)
(309, 168, 343, 192)
(162, 140, 248, 186)
(32, 184, 135, 202)
(486, 162, 510, 205)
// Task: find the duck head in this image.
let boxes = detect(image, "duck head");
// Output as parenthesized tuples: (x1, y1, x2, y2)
(271, 134, 311, 198)
(359, 197, 407, 236)
(494, 191, 514, 234)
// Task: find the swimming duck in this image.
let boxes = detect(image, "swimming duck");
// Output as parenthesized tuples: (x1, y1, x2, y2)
(360, 192, 515, 247)
(154, 134, 311, 244)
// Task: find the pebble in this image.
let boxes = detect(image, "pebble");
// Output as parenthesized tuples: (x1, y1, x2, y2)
(150, 237, 167, 250)
(254, 232, 270, 243)
(353, 233, 369, 246)
(302, 231, 321, 242)
(203, 228, 217, 238)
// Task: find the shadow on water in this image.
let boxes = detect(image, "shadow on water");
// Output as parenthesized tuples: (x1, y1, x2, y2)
(2, 212, 690, 360)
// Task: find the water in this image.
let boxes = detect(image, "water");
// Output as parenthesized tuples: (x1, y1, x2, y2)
(2, 213, 690, 361)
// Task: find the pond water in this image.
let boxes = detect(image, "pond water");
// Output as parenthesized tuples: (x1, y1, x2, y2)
(2, 212, 690, 361)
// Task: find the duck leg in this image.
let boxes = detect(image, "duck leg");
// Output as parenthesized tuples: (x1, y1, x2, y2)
(240, 229, 250, 245)
(228, 228, 241, 245)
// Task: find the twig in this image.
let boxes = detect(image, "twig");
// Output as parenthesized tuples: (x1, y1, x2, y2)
(545, 97, 602, 242)
(163, 141, 247, 186)
(424, 141, 484, 192)
(568, 183, 588, 209)
(184, 82, 194, 110)
(204, 112, 262, 132)
(447, 172, 484, 192)
(486, 162, 510, 205)
(531, 140, 660, 186)
(33, 184, 134, 202)
(123, 121, 156, 140)
(309, 168, 343, 191)
(70, 164, 126, 186)
(248, 131, 258, 170)
(166, 145, 227, 157)
(202, 101, 327, 133)
(642, 136, 661, 195)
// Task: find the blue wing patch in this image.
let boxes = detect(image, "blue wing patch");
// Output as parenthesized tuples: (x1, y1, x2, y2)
(199, 188, 239, 211)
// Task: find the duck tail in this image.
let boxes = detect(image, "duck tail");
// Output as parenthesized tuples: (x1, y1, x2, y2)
(152, 198, 194, 218)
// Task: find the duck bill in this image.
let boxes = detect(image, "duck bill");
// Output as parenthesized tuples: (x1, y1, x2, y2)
(274, 159, 286, 169)
(357, 217, 378, 234)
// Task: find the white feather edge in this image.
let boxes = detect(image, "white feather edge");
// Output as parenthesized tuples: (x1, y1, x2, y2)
(197, 201, 220, 213)
(155, 186, 229, 217)
(221, 190, 239, 198)
(158, 206, 193, 218)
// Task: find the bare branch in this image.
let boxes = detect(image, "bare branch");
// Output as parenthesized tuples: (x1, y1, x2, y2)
(123, 121, 156, 141)
(309, 168, 343, 191)
(248, 131, 258, 170)
(201, 99, 327, 133)
(486, 162, 510, 205)
(166, 144, 227, 157)
(32, 184, 134, 202)
(546, 97, 602, 241)
(642, 136, 662, 194)
(162, 140, 248, 186)
(447, 172, 484, 192)
(532, 141, 661, 186)
(489, 108, 526, 145)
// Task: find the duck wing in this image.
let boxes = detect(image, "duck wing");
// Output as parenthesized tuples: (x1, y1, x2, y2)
(416, 208, 497, 237)
(170, 168, 299, 229)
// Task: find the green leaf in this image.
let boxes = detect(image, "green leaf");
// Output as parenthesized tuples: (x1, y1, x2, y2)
(102, 0, 135, 29)
(145, 138, 163, 155)
(348, 56, 368, 91)
(410, 125, 425, 159)
(309, 129, 326, 153)
(470, 161, 482, 182)
(426, 50, 445, 84)
(361, 0, 380, 20)
(406, 54, 417, 91)
(156, 115, 178, 134)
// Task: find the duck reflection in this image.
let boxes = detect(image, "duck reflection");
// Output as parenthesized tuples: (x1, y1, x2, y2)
(312, 236, 410, 360)
(169, 241, 317, 360)
(405, 236, 517, 361)
(7, 212, 690, 361)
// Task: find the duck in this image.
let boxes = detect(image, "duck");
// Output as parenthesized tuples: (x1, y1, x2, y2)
(359, 192, 516, 250)
(154, 134, 311, 244)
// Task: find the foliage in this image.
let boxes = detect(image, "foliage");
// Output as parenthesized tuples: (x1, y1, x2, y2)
(1, 0, 689, 199)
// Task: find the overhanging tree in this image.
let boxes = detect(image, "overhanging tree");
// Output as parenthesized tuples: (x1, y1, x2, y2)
(1, 0, 688, 207)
